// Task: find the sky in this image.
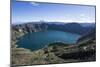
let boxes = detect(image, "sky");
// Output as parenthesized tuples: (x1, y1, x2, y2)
(12, 0, 96, 24)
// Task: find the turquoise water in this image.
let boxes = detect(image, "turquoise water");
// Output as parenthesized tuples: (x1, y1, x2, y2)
(17, 30, 81, 51)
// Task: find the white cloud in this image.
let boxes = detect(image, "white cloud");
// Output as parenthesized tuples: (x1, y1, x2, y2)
(80, 14, 86, 17)
(79, 14, 87, 20)
(30, 2, 39, 6)
(16, 0, 39, 6)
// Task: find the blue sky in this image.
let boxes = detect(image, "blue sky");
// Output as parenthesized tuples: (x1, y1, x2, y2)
(12, 0, 96, 24)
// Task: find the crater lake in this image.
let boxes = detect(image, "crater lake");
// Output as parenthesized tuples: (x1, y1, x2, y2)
(17, 30, 81, 51)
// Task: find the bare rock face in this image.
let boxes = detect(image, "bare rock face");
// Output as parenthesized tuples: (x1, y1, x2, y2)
(50, 39, 96, 62)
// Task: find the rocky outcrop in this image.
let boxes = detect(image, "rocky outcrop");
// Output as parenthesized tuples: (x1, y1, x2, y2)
(12, 22, 48, 34)
(50, 38, 96, 62)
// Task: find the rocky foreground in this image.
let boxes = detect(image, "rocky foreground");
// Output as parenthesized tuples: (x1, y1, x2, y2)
(11, 39, 95, 66)
(11, 23, 96, 66)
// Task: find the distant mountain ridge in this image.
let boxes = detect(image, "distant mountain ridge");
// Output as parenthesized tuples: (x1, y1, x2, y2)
(12, 22, 95, 36)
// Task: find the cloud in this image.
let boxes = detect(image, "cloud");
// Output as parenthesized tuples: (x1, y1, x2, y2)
(16, 0, 39, 6)
(64, 14, 95, 23)
(30, 2, 39, 6)
(80, 14, 86, 17)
